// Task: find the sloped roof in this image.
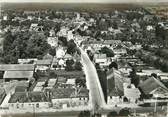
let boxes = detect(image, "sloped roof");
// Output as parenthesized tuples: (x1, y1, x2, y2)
(94, 54, 107, 59)
(139, 77, 168, 95)
(43, 53, 53, 60)
(107, 68, 127, 96)
(36, 59, 52, 65)
(76, 87, 89, 98)
(9, 92, 49, 103)
(3, 71, 34, 79)
(57, 77, 67, 83)
(64, 54, 72, 59)
(103, 40, 121, 45)
(51, 88, 75, 99)
(0, 64, 35, 71)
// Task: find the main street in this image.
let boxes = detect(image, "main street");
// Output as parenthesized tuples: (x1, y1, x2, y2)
(80, 47, 106, 113)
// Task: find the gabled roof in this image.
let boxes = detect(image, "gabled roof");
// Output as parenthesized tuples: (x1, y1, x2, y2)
(0, 64, 35, 71)
(64, 54, 72, 59)
(76, 87, 89, 98)
(139, 77, 168, 95)
(8, 92, 49, 103)
(51, 88, 75, 99)
(107, 68, 127, 96)
(94, 54, 107, 59)
(36, 59, 52, 65)
(3, 71, 34, 79)
(103, 40, 121, 45)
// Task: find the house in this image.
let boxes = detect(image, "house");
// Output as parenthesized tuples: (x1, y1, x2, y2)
(8, 92, 50, 109)
(36, 59, 52, 72)
(43, 53, 53, 61)
(54, 70, 84, 78)
(49, 29, 56, 37)
(3, 71, 34, 82)
(66, 78, 76, 86)
(56, 47, 66, 59)
(57, 26, 69, 37)
(118, 64, 132, 77)
(47, 37, 58, 47)
(15, 86, 28, 93)
(51, 88, 76, 109)
(0, 88, 6, 105)
(18, 59, 37, 64)
(113, 49, 127, 55)
(57, 77, 67, 84)
(48, 78, 57, 87)
(136, 69, 162, 77)
(3, 15, 8, 21)
(106, 68, 128, 104)
(58, 59, 65, 69)
(51, 87, 89, 109)
(63, 54, 73, 61)
(33, 81, 46, 92)
(67, 31, 74, 41)
(103, 40, 122, 48)
(138, 77, 168, 98)
(29, 23, 43, 32)
(129, 44, 142, 50)
(123, 83, 141, 103)
(94, 54, 109, 67)
(0, 64, 35, 71)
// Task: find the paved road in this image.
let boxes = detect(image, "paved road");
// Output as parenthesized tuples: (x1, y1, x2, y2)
(80, 47, 106, 113)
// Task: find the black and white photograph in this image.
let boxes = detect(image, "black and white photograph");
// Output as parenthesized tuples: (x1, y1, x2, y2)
(0, 0, 168, 117)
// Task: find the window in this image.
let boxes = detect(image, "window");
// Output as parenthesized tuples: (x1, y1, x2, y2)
(17, 104, 19, 109)
(36, 103, 39, 108)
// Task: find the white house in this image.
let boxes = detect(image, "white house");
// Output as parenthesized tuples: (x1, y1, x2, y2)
(51, 87, 89, 109)
(123, 83, 141, 103)
(56, 47, 66, 59)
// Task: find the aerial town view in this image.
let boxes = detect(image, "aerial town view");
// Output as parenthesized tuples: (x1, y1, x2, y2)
(0, 1, 168, 117)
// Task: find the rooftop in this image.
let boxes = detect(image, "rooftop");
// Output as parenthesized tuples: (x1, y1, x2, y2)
(36, 59, 52, 65)
(54, 70, 84, 78)
(51, 88, 75, 99)
(107, 68, 127, 96)
(8, 92, 49, 103)
(94, 54, 107, 59)
(0, 64, 35, 71)
(139, 77, 168, 95)
(3, 71, 34, 79)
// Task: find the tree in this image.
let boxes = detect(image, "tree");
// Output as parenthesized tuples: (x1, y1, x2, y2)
(75, 78, 86, 87)
(49, 71, 57, 78)
(95, 63, 101, 70)
(100, 47, 114, 57)
(26, 32, 50, 58)
(67, 39, 77, 55)
(78, 110, 90, 117)
(119, 108, 130, 116)
(58, 36, 68, 46)
(109, 62, 118, 70)
(151, 73, 157, 78)
(65, 59, 74, 71)
(49, 47, 56, 56)
(74, 62, 82, 71)
(130, 68, 140, 87)
(107, 111, 118, 117)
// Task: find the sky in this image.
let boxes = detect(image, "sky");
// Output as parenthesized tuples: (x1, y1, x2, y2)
(1, 0, 168, 3)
